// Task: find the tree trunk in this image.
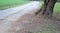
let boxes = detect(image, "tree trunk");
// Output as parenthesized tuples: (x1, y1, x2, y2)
(45, 0, 57, 18)
(35, 0, 57, 18)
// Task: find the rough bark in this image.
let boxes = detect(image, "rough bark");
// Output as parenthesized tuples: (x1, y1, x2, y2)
(35, 0, 57, 18)
(45, 0, 57, 18)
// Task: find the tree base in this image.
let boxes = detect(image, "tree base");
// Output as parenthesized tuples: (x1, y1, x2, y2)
(35, 11, 53, 18)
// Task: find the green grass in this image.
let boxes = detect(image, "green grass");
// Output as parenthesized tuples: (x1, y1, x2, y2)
(0, 0, 29, 10)
(54, 2, 60, 14)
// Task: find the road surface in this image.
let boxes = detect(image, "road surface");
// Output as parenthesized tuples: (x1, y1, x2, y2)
(0, 1, 40, 33)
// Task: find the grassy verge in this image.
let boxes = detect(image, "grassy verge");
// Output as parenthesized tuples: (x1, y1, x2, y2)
(54, 2, 60, 14)
(0, 0, 29, 10)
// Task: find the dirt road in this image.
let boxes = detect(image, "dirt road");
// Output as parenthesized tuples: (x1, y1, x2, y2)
(0, 1, 40, 33)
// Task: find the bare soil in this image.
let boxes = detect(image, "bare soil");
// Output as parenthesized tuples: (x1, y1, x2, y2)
(5, 12, 60, 33)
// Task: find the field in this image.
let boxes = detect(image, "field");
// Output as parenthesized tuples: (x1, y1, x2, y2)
(0, 0, 29, 10)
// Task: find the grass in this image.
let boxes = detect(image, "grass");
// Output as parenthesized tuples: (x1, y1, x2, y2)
(54, 2, 60, 14)
(0, 0, 29, 10)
